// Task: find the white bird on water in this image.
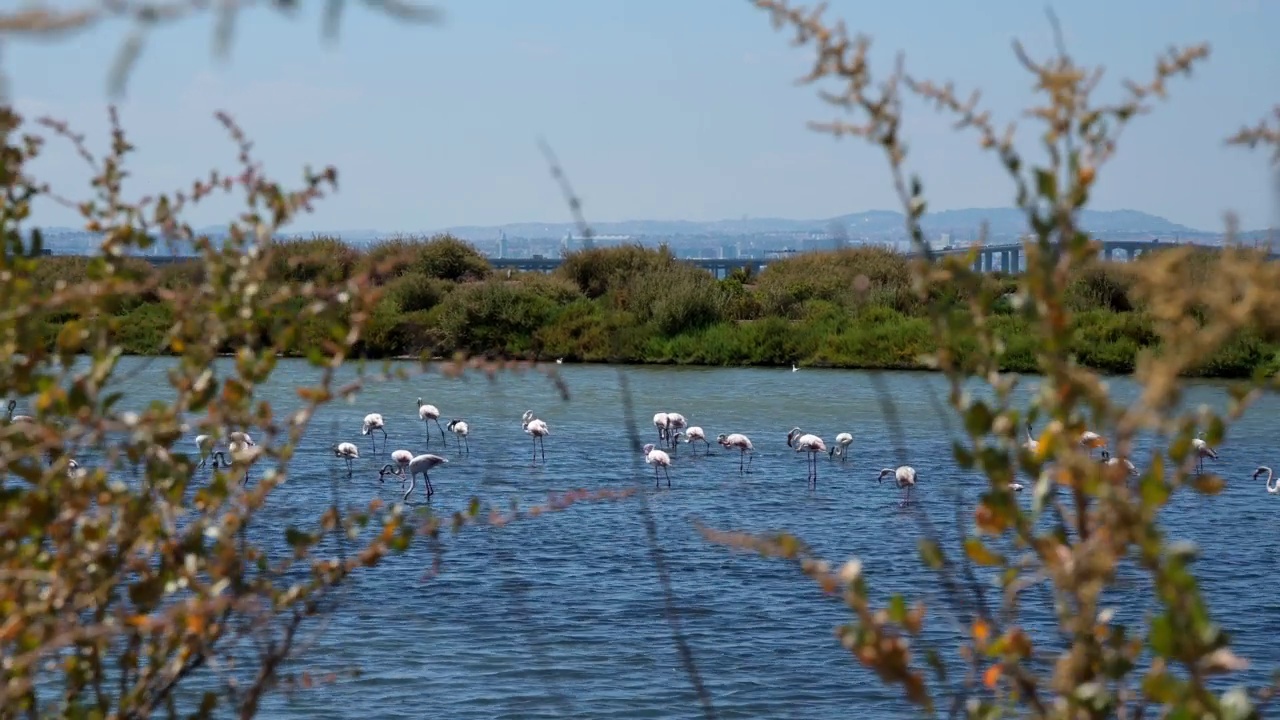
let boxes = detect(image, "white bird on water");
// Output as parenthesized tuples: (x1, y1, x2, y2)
(791, 362, 799, 373)
(787, 427, 827, 487)
(522, 410, 550, 463)
(829, 432, 853, 462)
(1022, 421, 1040, 456)
(665, 413, 688, 448)
(379, 449, 414, 486)
(416, 398, 446, 446)
(673, 426, 710, 454)
(332, 441, 360, 475)
(5, 400, 33, 423)
(362, 413, 387, 453)
(447, 419, 470, 454)
(653, 412, 670, 446)
(1191, 433, 1218, 473)
(194, 434, 215, 468)
(642, 443, 672, 487)
(1099, 450, 1139, 477)
(717, 433, 754, 473)
(1252, 466, 1280, 494)
(878, 465, 919, 506)
(397, 453, 448, 502)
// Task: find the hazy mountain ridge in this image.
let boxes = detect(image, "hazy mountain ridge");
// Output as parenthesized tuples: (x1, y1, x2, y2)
(437, 207, 1201, 239)
(28, 208, 1267, 255)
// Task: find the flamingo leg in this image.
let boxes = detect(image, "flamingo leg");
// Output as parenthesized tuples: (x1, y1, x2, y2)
(423, 422, 432, 445)
(539, 435, 545, 461)
(464, 435, 470, 455)
(654, 465, 661, 488)
(665, 465, 671, 488)
(532, 436, 539, 464)
(425, 471, 434, 498)
(739, 449, 745, 473)
(380, 427, 388, 448)
(435, 419, 447, 444)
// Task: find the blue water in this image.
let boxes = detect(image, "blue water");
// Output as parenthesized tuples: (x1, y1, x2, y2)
(60, 360, 1280, 717)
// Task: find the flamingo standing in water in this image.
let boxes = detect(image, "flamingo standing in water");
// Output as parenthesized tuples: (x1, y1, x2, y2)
(1022, 421, 1040, 456)
(400, 453, 448, 502)
(665, 413, 688, 448)
(1099, 450, 1139, 477)
(379, 449, 414, 486)
(194, 434, 215, 468)
(522, 411, 549, 463)
(829, 432, 853, 462)
(5, 400, 33, 423)
(717, 433, 754, 472)
(653, 413, 671, 447)
(447, 419, 470, 454)
(642, 443, 672, 488)
(1191, 433, 1218, 473)
(1252, 466, 1280, 494)
(879, 466, 919, 506)
(673, 427, 710, 455)
(332, 441, 360, 476)
(1078, 429, 1107, 456)
(362, 413, 387, 453)
(416, 398, 446, 446)
(787, 427, 827, 487)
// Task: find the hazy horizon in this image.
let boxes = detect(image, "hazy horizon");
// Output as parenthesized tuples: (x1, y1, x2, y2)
(9, 0, 1279, 233)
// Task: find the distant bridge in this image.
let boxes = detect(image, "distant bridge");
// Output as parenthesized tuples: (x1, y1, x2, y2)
(89, 238, 1277, 279)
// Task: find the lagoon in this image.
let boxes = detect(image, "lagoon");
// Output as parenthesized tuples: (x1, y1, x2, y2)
(92, 358, 1280, 718)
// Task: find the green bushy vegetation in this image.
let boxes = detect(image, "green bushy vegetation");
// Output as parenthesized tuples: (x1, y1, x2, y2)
(31, 237, 1280, 378)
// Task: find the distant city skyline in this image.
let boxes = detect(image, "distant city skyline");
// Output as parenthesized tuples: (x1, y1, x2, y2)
(8, 0, 1279, 234)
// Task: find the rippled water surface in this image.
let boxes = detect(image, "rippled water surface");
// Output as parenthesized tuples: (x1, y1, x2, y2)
(99, 359, 1280, 718)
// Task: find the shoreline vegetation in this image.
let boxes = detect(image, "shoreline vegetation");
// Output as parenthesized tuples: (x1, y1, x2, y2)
(32, 234, 1280, 379)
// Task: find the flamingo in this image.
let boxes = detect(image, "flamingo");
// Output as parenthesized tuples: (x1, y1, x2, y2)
(829, 432, 853, 462)
(332, 441, 360, 476)
(673, 427, 710, 455)
(653, 412, 670, 446)
(1022, 421, 1040, 456)
(878, 465, 918, 506)
(194, 434, 215, 468)
(791, 362, 799, 372)
(1252, 466, 1280, 494)
(209, 442, 260, 484)
(1099, 450, 1138, 477)
(1191, 433, 1218, 473)
(227, 431, 256, 448)
(390, 448, 413, 471)
(642, 443, 672, 488)
(1009, 482, 1025, 492)
(665, 413, 688, 448)
(787, 427, 827, 487)
(717, 432, 754, 472)
(362, 413, 387, 452)
(400, 453, 448, 502)
(5, 400, 33, 423)
(416, 398, 446, 445)
(1078, 429, 1107, 455)
(447, 419, 470, 454)
(522, 411, 549, 462)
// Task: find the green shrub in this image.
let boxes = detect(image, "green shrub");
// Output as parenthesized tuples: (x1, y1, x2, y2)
(413, 234, 491, 281)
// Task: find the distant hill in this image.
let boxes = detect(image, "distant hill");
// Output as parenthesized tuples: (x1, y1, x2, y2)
(437, 207, 1203, 240)
(26, 208, 1264, 255)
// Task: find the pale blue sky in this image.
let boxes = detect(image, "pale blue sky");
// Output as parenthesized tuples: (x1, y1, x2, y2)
(9, 0, 1279, 233)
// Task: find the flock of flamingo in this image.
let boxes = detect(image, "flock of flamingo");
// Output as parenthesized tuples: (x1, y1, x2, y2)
(7, 397, 1279, 504)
